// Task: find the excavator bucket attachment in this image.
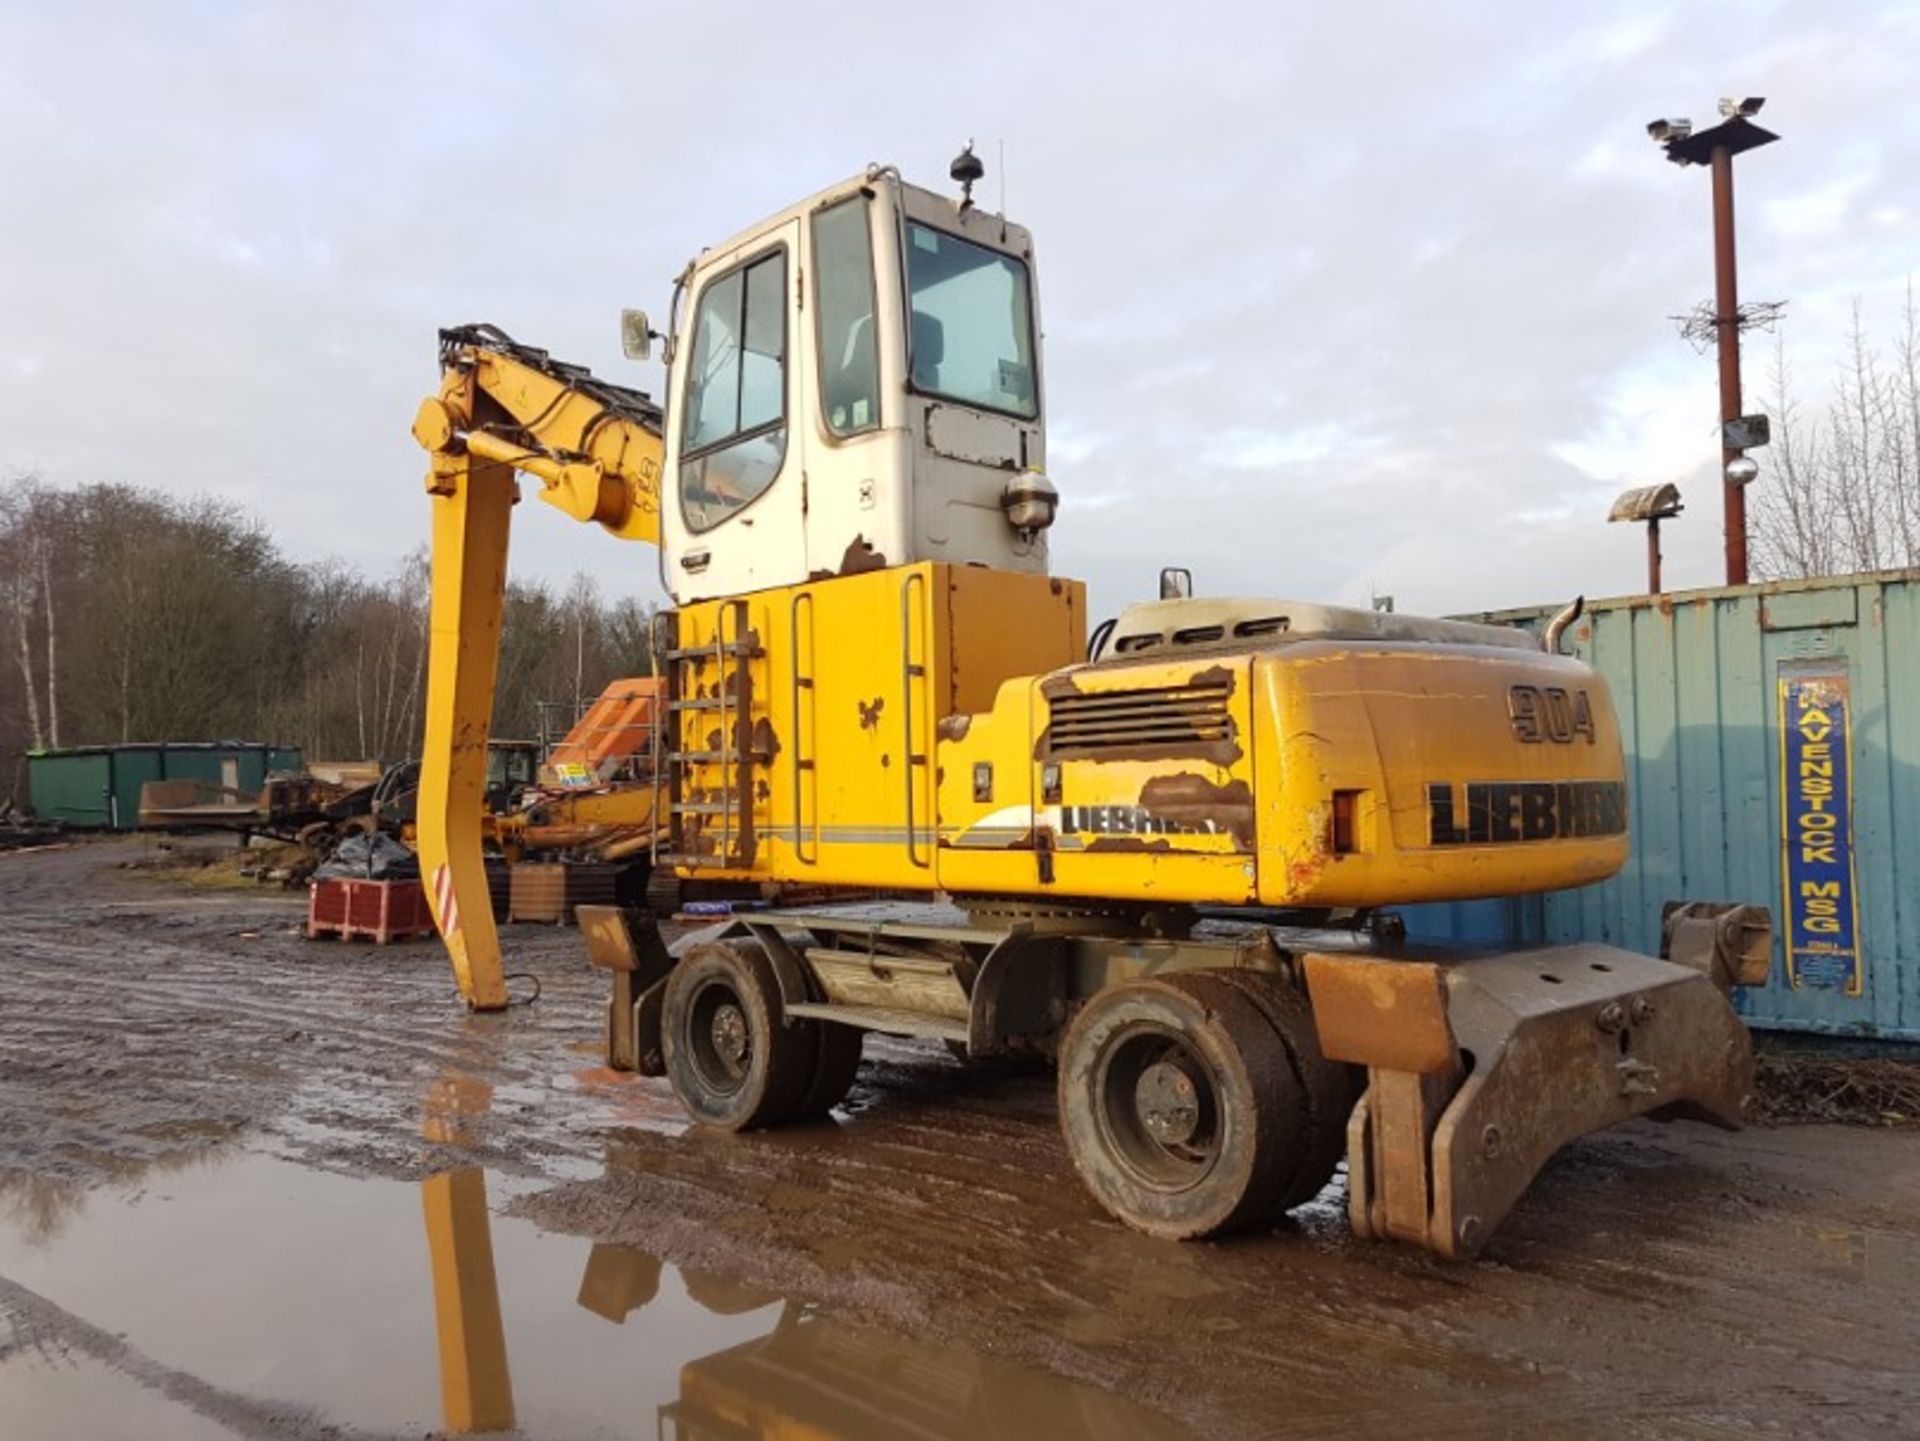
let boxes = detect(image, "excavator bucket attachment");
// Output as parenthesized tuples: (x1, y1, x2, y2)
(1304, 943, 1756, 1259)
(417, 453, 517, 1011)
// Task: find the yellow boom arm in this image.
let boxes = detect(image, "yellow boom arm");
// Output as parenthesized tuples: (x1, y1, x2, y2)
(412, 325, 665, 1009)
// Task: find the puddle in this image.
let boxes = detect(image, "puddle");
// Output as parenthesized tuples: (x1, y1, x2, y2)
(0, 1150, 1197, 1439)
(0, 1353, 234, 1441)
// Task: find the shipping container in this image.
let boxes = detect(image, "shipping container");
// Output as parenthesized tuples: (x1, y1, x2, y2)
(1405, 570, 1918, 1042)
(26, 742, 306, 830)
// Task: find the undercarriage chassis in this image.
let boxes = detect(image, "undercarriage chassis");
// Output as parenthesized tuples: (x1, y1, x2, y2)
(579, 900, 1757, 1260)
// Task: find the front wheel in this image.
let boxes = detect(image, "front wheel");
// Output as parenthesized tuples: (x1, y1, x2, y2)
(660, 941, 813, 1130)
(1057, 973, 1310, 1239)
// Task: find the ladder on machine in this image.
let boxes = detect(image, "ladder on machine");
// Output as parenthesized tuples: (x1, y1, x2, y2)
(651, 600, 768, 873)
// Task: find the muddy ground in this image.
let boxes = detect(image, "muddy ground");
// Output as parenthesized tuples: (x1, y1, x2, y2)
(1, 838, 1916, 1439)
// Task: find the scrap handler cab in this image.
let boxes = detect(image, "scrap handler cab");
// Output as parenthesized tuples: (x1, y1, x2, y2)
(411, 157, 1764, 1259)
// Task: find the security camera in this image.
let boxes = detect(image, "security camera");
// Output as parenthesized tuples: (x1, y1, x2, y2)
(1718, 96, 1765, 119)
(1646, 118, 1693, 143)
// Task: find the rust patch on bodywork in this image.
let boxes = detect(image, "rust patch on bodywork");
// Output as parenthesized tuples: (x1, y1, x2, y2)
(838, 535, 889, 576)
(857, 696, 886, 730)
(1138, 773, 1256, 850)
(1084, 836, 1175, 853)
(1184, 664, 1235, 690)
(748, 716, 780, 762)
(937, 713, 972, 742)
(1038, 672, 1081, 703)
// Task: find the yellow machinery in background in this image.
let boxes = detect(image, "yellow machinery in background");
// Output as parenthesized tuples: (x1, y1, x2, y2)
(412, 156, 1764, 1259)
(486, 677, 663, 866)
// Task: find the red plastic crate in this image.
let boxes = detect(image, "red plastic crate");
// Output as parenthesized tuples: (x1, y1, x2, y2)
(306, 876, 435, 944)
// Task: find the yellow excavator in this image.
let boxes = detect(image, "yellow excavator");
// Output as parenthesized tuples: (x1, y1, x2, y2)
(412, 154, 1766, 1259)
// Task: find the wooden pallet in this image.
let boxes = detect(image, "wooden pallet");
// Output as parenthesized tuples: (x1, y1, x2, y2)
(508, 861, 620, 924)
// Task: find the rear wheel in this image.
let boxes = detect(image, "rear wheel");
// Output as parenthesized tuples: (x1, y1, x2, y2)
(1057, 973, 1308, 1239)
(792, 1021, 864, 1120)
(661, 941, 812, 1130)
(1210, 969, 1357, 1208)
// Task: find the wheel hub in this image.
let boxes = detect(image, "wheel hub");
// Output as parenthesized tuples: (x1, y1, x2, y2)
(1135, 1058, 1203, 1146)
(710, 1003, 749, 1073)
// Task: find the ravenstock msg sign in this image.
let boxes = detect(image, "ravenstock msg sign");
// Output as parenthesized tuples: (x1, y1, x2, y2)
(1777, 662, 1863, 994)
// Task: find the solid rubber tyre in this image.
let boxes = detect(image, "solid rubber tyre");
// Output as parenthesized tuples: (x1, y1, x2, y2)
(660, 940, 812, 1130)
(1057, 972, 1308, 1239)
(791, 1020, 863, 1120)
(1210, 969, 1359, 1209)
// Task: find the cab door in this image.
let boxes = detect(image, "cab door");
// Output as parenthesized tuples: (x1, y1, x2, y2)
(800, 188, 910, 581)
(662, 220, 806, 603)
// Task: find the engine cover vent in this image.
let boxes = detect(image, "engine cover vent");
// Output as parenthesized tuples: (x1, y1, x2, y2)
(1044, 680, 1235, 760)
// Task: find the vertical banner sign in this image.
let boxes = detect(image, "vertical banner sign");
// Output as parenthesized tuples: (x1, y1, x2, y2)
(1777, 662, 1863, 994)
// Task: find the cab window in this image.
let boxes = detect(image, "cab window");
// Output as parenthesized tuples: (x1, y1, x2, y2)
(904, 223, 1037, 419)
(681, 249, 787, 532)
(813, 197, 879, 435)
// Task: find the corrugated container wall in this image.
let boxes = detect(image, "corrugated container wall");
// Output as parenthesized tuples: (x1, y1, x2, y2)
(1404, 571, 1918, 1043)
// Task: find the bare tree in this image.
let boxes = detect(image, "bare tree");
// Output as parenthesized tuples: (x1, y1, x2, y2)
(0, 477, 70, 753)
(40, 525, 58, 749)
(1755, 286, 1920, 579)
(1, 495, 46, 751)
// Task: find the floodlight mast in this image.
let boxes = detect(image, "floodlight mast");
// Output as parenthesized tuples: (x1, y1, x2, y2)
(1648, 98, 1779, 586)
(1608, 484, 1683, 594)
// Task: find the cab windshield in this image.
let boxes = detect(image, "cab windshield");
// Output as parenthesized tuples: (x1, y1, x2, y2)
(903, 222, 1037, 419)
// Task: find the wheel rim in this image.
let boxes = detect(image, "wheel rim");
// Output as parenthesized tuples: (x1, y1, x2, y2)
(1094, 1023, 1223, 1191)
(686, 978, 753, 1095)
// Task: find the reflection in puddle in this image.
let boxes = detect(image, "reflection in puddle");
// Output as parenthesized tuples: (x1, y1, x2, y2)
(423, 1168, 515, 1431)
(0, 1150, 1195, 1440)
(661, 1298, 1196, 1441)
(422, 1072, 495, 1148)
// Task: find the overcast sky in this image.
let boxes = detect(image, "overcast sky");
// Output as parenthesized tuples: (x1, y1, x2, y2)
(2, 2, 1915, 624)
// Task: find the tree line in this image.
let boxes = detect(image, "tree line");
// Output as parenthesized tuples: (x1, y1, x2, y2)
(0, 481, 656, 809)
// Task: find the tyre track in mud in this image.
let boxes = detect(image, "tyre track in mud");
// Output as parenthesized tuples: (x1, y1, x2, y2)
(0, 1277, 415, 1441)
(3, 841, 1918, 1440)
(0, 848, 608, 1187)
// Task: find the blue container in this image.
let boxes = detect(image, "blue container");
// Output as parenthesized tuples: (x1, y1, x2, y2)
(1404, 570, 1919, 1043)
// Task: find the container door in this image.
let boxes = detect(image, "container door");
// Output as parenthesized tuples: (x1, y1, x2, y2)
(115, 750, 165, 829)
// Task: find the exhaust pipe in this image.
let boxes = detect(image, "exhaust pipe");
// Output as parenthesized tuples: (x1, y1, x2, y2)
(1543, 595, 1584, 655)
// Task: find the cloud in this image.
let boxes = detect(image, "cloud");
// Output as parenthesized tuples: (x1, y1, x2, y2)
(1202, 424, 1381, 471)
(1552, 357, 1719, 490)
(1766, 171, 1876, 240)
(0, 0, 1914, 629)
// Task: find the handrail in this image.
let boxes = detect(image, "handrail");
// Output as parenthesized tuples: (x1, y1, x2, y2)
(648, 609, 675, 869)
(899, 571, 931, 869)
(789, 590, 818, 864)
(715, 607, 732, 863)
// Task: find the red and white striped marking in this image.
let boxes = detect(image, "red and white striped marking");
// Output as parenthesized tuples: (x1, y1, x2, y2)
(431, 863, 461, 938)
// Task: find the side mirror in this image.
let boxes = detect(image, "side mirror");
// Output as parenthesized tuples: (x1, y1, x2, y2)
(1159, 567, 1193, 601)
(620, 309, 653, 362)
